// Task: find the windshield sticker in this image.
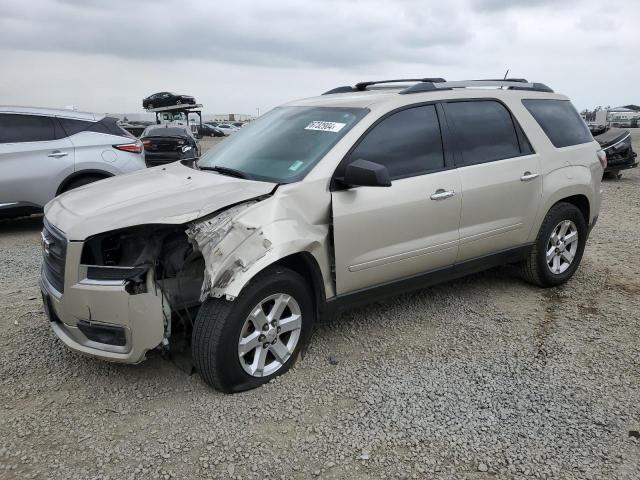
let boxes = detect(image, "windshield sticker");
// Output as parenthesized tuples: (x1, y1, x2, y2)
(288, 160, 305, 171)
(305, 121, 346, 133)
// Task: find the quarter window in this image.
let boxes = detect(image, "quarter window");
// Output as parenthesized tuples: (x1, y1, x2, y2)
(59, 118, 93, 136)
(445, 101, 523, 166)
(343, 105, 444, 179)
(0, 114, 58, 143)
(522, 99, 592, 148)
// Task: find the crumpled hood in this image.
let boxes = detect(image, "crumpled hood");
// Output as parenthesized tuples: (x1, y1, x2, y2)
(44, 161, 276, 240)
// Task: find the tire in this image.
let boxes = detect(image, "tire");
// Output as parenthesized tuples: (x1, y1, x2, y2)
(519, 202, 588, 287)
(192, 266, 314, 393)
(147, 103, 153, 109)
(61, 175, 106, 193)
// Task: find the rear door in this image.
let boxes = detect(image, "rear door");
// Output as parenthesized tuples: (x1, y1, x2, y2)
(442, 100, 542, 261)
(0, 113, 75, 208)
(331, 104, 461, 294)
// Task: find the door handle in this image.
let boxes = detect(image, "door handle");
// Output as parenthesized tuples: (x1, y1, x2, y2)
(430, 189, 456, 200)
(47, 151, 68, 158)
(520, 172, 539, 182)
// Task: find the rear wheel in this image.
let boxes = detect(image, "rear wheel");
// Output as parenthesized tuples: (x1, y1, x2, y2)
(192, 266, 314, 393)
(519, 202, 587, 287)
(61, 175, 106, 193)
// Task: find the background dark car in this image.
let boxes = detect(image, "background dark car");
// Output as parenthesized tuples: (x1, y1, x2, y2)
(142, 92, 196, 109)
(591, 125, 638, 178)
(140, 125, 200, 167)
(197, 124, 224, 137)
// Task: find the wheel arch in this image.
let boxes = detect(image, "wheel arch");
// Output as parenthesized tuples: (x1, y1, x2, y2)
(56, 169, 114, 195)
(556, 194, 590, 225)
(271, 252, 327, 314)
(529, 166, 596, 242)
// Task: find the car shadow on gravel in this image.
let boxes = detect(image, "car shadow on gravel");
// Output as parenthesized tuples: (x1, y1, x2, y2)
(0, 214, 43, 233)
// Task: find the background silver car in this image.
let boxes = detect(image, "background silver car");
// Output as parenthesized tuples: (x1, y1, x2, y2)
(0, 106, 146, 218)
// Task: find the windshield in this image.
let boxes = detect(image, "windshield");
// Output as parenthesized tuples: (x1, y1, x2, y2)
(197, 106, 368, 183)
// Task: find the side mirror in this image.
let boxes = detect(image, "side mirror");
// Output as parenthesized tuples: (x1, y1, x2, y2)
(343, 159, 392, 187)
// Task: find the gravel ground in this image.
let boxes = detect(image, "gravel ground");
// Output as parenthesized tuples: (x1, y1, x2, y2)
(1, 132, 639, 480)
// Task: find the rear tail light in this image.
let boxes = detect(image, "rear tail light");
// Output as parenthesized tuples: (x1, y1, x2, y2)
(141, 139, 152, 150)
(113, 140, 143, 154)
(597, 150, 607, 170)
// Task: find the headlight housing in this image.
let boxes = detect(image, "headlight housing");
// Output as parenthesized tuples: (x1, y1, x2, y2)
(80, 225, 180, 282)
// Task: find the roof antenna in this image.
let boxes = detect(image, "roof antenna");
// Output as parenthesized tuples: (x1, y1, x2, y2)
(500, 69, 509, 89)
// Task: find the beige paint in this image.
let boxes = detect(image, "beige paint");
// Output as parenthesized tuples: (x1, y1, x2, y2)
(41, 85, 602, 363)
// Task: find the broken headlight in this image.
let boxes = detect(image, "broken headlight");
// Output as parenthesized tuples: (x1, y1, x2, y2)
(80, 225, 172, 282)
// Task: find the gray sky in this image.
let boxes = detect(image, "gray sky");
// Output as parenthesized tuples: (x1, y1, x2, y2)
(0, 0, 638, 114)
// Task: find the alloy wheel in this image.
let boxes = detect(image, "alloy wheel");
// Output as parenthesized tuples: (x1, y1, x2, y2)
(237, 293, 302, 377)
(546, 220, 579, 274)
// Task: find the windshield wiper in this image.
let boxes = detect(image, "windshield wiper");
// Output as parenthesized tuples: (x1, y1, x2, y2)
(198, 164, 249, 179)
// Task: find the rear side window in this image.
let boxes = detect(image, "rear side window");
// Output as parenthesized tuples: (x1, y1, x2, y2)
(58, 118, 93, 136)
(58, 117, 131, 138)
(100, 117, 133, 137)
(343, 105, 444, 179)
(0, 114, 58, 143)
(522, 99, 592, 148)
(445, 100, 523, 166)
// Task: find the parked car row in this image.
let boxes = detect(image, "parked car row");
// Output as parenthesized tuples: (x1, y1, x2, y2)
(206, 123, 241, 136)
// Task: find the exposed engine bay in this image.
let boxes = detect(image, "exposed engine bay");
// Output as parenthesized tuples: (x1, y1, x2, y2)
(77, 199, 275, 363)
(81, 224, 206, 361)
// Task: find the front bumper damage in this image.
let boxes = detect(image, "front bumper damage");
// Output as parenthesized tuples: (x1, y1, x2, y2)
(41, 184, 333, 365)
(40, 200, 267, 364)
(40, 241, 168, 363)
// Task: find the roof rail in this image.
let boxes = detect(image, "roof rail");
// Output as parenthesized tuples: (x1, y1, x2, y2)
(471, 78, 529, 83)
(400, 79, 554, 94)
(323, 78, 554, 96)
(322, 78, 446, 95)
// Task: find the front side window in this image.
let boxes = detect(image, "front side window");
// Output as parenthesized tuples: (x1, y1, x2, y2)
(0, 114, 58, 143)
(338, 105, 445, 180)
(445, 100, 522, 166)
(522, 99, 592, 148)
(198, 106, 368, 183)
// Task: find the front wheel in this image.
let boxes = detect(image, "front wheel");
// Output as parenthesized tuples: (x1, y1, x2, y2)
(519, 202, 588, 287)
(192, 266, 314, 393)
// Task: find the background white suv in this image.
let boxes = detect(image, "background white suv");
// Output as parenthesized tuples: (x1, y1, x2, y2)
(0, 106, 145, 218)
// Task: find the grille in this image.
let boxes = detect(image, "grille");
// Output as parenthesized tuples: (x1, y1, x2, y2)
(42, 218, 67, 294)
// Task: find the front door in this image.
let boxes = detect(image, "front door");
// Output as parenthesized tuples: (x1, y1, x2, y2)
(331, 104, 461, 295)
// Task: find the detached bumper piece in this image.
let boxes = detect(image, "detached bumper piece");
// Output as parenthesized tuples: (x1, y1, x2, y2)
(77, 320, 127, 347)
(594, 128, 638, 172)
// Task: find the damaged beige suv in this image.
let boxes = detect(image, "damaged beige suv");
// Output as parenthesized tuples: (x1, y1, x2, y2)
(41, 78, 604, 392)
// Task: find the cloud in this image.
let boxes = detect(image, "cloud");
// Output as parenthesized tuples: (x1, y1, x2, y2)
(0, 0, 472, 67)
(471, 0, 567, 11)
(0, 0, 638, 114)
